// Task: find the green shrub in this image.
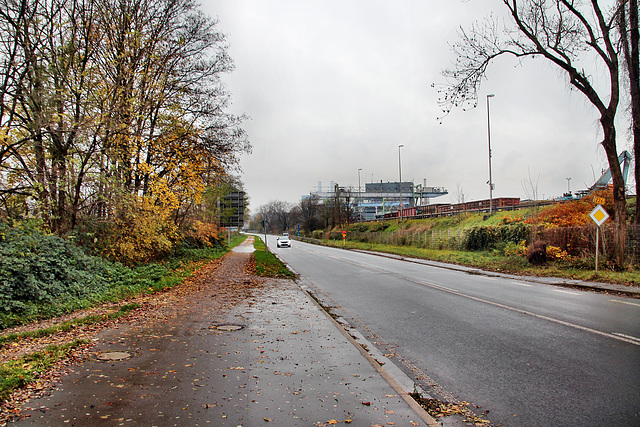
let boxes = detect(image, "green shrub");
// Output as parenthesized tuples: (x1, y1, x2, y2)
(369, 222, 390, 232)
(0, 223, 114, 315)
(0, 222, 233, 330)
(464, 223, 530, 251)
(348, 223, 369, 233)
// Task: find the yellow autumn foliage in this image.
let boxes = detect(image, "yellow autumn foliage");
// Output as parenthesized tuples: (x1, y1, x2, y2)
(101, 195, 178, 265)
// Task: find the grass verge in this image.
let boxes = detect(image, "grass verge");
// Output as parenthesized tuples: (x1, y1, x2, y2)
(1, 237, 246, 330)
(305, 238, 640, 286)
(252, 236, 297, 279)
(0, 234, 249, 407)
(0, 339, 89, 401)
(0, 303, 139, 347)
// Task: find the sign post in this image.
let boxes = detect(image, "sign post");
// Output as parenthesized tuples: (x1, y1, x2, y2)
(342, 230, 347, 246)
(589, 205, 610, 273)
(261, 219, 268, 253)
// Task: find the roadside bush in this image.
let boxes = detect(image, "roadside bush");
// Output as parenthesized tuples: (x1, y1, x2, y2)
(0, 223, 115, 317)
(566, 255, 597, 270)
(182, 220, 225, 249)
(369, 221, 390, 232)
(546, 245, 572, 261)
(503, 240, 528, 257)
(312, 230, 324, 240)
(527, 241, 547, 265)
(95, 196, 178, 265)
(464, 223, 530, 251)
(526, 188, 614, 227)
(328, 231, 343, 240)
(348, 223, 369, 233)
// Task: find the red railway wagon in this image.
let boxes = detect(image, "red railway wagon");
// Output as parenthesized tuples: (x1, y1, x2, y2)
(399, 206, 417, 217)
(495, 197, 520, 208)
(374, 197, 521, 221)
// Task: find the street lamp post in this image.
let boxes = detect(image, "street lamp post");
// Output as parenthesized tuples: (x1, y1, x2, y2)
(486, 94, 495, 215)
(358, 168, 362, 220)
(566, 177, 571, 194)
(398, 144, 404, 218)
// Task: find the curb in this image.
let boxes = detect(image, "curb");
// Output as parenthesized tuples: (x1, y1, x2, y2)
(296, 276, 441, 427)
(272, 251, 440, 427)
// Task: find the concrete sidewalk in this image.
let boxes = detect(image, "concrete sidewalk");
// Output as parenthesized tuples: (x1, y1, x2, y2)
(10, 240, 436, 426)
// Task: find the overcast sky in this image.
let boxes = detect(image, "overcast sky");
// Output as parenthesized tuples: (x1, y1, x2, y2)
(203, 0, 632, 213)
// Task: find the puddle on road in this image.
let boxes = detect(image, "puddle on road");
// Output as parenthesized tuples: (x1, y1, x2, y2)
(210, 324, 244, 331)
(96, 351, 132, 361)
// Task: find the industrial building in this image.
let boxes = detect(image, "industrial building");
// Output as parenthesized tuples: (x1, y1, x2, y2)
(308, 180, 448, 221)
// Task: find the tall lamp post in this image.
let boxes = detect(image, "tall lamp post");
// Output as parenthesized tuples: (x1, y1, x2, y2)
(486, 94, 495, 214)
(398, 144, 404, 217)
(357, 168, 362, 220)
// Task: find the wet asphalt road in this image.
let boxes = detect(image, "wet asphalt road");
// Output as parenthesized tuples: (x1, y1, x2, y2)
(271, 236, 640, 426)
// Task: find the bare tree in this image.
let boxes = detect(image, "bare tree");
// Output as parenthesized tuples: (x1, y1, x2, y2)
(299, 195, 321, 234)
(521, 167, 540, 201)
(619, 0, 640, 222)
(454, 183, 466, 204)
(437, 1, 628, 265)
(259, 200, 293, 234)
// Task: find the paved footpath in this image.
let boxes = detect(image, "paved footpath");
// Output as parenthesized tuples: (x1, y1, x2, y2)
(9, 238, 434, 426)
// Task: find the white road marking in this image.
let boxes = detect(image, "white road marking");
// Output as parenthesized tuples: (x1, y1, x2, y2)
(613, 333, 640, 345)
(511, 281, 533, 287)
(410, 279, 640, 347)
(553, 289, 580, 295)
(611, 299, 640, 307)
(297, 250, 640, 347)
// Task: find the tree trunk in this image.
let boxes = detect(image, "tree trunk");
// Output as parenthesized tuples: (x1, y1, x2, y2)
(601, 113, 627, 266)
(33, 132, 51, 228)
(625, 0, 640, 224)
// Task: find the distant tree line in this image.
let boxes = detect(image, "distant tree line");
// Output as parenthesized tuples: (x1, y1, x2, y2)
(250, 187, 358, 236)
(0, 0, 249, 262)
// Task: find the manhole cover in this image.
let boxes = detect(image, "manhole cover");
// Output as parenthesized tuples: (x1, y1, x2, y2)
(212, 324, 243, 331)
(96, 351, 132, 361)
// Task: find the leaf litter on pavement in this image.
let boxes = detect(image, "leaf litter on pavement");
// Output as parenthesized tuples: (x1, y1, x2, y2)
(0, 246, 271, 425)
(409, 393, 491, 425)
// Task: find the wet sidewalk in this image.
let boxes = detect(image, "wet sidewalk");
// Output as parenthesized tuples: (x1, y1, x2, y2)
(10, 239, 434, 426)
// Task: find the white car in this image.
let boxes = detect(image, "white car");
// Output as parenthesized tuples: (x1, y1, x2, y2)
(276, 236, 291, 248)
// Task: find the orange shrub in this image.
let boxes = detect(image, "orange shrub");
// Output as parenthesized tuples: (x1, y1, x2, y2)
(187, 220, 222, 248)
(546, 245, 572, 261)
(525, 189, 613, 228)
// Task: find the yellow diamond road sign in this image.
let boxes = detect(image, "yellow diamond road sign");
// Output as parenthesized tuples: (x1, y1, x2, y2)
(589, 204, 609, 227)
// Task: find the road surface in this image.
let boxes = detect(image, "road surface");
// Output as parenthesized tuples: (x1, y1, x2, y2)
(270, 236, 640, 426)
